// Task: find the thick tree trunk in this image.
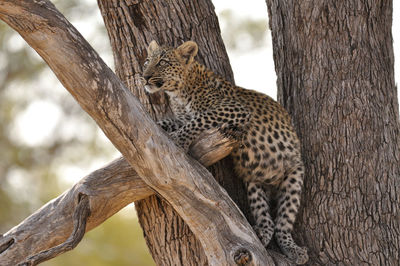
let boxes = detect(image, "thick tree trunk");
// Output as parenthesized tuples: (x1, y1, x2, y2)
(266, 1, 400, 264)
(97, 1, 251, 265)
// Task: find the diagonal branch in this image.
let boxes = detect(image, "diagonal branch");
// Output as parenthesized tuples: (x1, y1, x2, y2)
(0, 1, 273, 264)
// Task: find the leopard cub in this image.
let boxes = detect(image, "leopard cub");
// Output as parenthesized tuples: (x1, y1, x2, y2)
(142, 40, 308, 264)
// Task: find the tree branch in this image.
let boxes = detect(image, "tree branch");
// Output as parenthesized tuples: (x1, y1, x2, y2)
(0, 1, 274, 264)
(18, 194, 91, 266)
(0, 130, 237, 265)
(0, 157, 147, 265)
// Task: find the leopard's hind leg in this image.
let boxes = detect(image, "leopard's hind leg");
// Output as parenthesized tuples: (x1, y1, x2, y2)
(247, 182, 274, 247)
(274, 162, 308, 265)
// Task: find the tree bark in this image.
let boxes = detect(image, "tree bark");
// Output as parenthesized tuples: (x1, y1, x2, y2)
(266, 0, 400, 264)
(97, 1, 253, 265)
(0, 0, 272, 265)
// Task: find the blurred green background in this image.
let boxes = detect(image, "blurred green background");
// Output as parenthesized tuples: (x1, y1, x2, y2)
(1, 0, 398, 265)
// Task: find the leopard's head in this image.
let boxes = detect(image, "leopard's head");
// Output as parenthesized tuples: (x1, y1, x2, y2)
(142, 40, 198, 95)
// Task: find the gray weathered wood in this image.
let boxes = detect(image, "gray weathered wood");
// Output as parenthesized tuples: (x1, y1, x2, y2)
(0, 0, 272, 265)
(18, 194, 91, 266)
(0, 128, 236, 265)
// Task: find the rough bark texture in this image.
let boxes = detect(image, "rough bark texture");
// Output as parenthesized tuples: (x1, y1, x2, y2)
(0, 0, 272, 265)
(266, 1, 400, 264)
(97, 0, 252, 265)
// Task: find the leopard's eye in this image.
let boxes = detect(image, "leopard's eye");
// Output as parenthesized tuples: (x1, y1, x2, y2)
(159, 59, 168, 66)
(143, 59, 149, 67)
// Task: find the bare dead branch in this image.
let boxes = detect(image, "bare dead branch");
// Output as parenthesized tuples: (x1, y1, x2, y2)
(0, 236, 14, 255)
(0, 130, 241, 266)
(0, 157, 150, 265)
(18, 194, 90, 266)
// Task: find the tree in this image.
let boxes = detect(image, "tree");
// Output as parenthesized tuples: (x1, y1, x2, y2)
(266, 0, 400, 264)
(0, 1, 399, 266)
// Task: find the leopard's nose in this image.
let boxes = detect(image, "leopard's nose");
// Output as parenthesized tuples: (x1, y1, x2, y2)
(143, 73, 152, 81)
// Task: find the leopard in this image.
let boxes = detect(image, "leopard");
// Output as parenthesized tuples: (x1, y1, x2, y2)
(142, 40, 308, 265)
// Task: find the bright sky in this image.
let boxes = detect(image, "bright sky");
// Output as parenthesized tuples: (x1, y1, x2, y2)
(214, 0, 275, 95)
(11, 100, 61, 146)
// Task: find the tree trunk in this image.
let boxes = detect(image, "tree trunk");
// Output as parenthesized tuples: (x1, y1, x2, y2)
(266, 1, 400, 264)
(97, 1, 251, 264)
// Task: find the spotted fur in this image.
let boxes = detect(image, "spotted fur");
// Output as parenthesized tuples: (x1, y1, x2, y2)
(142, 40, 308, 264)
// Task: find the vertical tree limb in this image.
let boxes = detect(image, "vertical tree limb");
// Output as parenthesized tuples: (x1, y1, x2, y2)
(266, 0, 400, 264)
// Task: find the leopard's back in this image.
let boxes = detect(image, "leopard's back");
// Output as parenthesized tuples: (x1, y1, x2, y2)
(231, 88, 302, 185)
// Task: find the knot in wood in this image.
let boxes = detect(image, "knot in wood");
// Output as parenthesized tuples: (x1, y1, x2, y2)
(234, 248, 252, 265)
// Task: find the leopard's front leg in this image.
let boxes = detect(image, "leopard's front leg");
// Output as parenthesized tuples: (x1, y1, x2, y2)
(168, 118, 203, 152)
(157, 118, 184, 133)
(168, 104, 250, 152)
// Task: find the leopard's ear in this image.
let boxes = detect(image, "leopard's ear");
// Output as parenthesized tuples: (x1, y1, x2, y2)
(176, 41, 198, 65)
(147, 40, 160, 55)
